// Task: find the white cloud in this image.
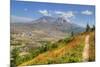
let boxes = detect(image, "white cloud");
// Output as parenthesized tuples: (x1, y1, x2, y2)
(38, 10, 51, 16)
(55, 11, 75, 22)
(55, 11, 74, 18)
(81, 10, 93, 15)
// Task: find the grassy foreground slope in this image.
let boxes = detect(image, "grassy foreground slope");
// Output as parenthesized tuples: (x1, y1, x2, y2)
(18, 31, 95, 66)
(89, 31, 95, 61)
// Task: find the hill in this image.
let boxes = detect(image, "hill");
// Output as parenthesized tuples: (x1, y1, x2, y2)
(18, 31, 95, 66)
(10, 16, 85, 52)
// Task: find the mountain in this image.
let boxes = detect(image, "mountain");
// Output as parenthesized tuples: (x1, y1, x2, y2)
(33, 16, 56, 24)
(11, 16, 85, 36)
(55, 17, 68, 25)
(31, 16, 85, 33)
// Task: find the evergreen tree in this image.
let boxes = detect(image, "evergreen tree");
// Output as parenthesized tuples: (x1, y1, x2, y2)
(91, 25, 95, 31)
(92, 25, 95, 31)
(71, 31, 74, 37)
(86, 24, 90, 32)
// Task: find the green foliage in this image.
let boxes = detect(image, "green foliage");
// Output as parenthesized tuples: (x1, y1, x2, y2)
(11, 32, 88, 66)
(63, 37, 73, 43)
(65, 44, 83, 62)
(11, 48, 19, 67)
(38, 41, 58, 52)
(93, 25, 95, 31)
(30, 49, 40, 58)
(14, 41, 59, 65)
(71, 31, 74, 37)
(11, 34, 73, 65)
(91, 25, 95, 31)
(86, 24, 90, 32)
(51, 43, 84, 64)
(47, 59, 55, 64)
(15, 54, 33, 65)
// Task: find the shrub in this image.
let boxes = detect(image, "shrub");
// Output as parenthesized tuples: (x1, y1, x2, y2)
(11, 48, 20, 66)
(86, 24, 90, 32)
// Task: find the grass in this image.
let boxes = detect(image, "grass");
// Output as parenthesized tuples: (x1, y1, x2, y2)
(11, 31, 95, 66)
(89, 32, 95, 61)
(18, 33, 86, 66)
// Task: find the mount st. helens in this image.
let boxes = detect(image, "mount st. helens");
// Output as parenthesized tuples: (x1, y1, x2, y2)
(11, 16, 85, 34)
(10, 16, 85, 52)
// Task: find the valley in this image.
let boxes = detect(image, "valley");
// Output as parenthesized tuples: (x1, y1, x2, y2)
(10, 16, 94, 66)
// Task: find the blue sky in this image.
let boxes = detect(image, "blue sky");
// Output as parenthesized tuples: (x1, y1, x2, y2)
(11, 0, 95, 27)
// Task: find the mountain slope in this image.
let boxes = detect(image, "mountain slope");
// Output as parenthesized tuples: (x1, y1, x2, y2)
(32, 16, 85, 33)
(18, 32, 89, 66)
(11, 16, 85, 34)
(18, 31, 95, 66)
